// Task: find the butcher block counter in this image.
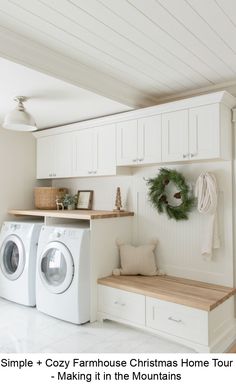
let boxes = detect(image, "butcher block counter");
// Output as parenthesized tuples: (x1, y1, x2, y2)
(9, 209, 134, 220)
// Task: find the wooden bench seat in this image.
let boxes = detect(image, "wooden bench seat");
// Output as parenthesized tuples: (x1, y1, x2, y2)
(97, 275, 236, 353)
(98, 275, 236, 311)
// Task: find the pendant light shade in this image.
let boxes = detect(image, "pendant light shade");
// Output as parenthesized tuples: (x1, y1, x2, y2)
(3, 96, 37, 132)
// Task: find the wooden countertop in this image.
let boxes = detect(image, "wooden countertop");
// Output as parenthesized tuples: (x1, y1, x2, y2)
(98, 275, 236, 311)
(9, 209, 134, 220)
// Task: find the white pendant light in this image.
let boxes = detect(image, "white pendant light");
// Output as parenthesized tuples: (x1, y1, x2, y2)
(3, 96, 37, 131)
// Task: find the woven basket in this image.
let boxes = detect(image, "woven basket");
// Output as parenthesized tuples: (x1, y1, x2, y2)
(34, 187, 68, 210)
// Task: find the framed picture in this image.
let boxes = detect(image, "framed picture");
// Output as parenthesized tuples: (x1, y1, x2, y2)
(77, 190, 93, 210)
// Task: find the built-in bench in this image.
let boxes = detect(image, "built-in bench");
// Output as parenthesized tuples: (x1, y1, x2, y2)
(97, 275, 236, 353)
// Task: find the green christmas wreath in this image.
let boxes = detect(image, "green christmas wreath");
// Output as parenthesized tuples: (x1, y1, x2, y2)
(147, 168, 195, 221)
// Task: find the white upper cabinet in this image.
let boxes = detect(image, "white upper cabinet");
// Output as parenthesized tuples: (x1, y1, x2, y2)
(73, 124, 116, 177)
(73, 129, 94, 177)
(95, 124, 116, 176)
(162, 110, 189, 162)
(117, 115, 162, 166)
(188, 104, 219, 160)
(138, 116, 162, 164)
(36, 91, 235, 179)
(37, 136, 54, 179)
(37, 132, 72, 179)
(162, 103, 232, 163)
(116, 120, 138, 165)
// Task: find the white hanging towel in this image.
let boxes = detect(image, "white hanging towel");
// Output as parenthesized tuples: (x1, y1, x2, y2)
(195, 172, 220, 260)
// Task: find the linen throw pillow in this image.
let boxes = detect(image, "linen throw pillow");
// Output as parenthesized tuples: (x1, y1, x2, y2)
(113, 240, 159, 276)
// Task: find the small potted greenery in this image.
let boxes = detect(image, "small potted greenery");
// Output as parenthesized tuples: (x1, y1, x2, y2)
(62, 193, 78, 210)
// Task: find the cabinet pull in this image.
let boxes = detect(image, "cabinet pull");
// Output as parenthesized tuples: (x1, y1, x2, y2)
(152, 306, 155, 321)
(138, 158, 143, 162)
(182, 154, 188, 159)
(190, 153, 196, 158)
(113, 301, 126, 307)
(93, 170, 97, 174)
(132, 158, 137, 162)
(168, 316, 183, 324)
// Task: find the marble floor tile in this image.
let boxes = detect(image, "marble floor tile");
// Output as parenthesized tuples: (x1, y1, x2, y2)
(0, 297, 194, 353)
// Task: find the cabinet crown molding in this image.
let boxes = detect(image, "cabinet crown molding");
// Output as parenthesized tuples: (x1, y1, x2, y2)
(34, 90, 236, 138)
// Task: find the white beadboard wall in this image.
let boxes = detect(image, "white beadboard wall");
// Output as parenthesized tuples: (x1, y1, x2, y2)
(53, 160, 234, 287)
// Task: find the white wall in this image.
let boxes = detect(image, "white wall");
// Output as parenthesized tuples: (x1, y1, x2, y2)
(0, 126, 37, 224)
(53, 159, 234, 287)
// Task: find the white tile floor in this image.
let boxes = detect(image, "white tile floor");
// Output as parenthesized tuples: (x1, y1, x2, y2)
(0, 298, 195, 353)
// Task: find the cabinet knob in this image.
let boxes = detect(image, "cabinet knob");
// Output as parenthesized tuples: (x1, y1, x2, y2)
(182, 154, 188, 159)
(190, 153, 196, 158)
(93, 170, 97, 174)
(138, 158, 144, 162)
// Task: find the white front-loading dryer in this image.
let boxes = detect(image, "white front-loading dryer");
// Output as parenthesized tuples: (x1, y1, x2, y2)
(0, 221, 43, 306)
(36, 225, 90, 324)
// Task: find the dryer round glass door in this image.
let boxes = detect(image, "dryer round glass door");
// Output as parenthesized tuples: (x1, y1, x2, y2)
(39, 242, 74, 294)
(0, 235, 25, 280)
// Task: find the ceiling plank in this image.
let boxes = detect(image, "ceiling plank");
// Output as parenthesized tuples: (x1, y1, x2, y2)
(0, 8, 169, 97)
(98, 0, 213, 87)
(1, 0, 183, 94)
(7, 0, 194, 90)
(187, 0, 236, 53)
(0, 24, 158, 107)
(128, 0, 236, 80)
(160, 0, 236, 71)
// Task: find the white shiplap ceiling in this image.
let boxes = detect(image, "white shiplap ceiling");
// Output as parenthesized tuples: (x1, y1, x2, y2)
(0, 57, 131, 129)
(0, 0, 236, 108)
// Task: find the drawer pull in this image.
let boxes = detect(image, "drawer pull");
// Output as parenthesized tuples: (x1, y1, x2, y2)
(113, 301, 126, 307)
(168, 316, 183, 324)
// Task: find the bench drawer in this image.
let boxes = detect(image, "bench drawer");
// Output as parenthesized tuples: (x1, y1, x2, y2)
(146, 297, 209, 345)
(98, 285, 145, 326)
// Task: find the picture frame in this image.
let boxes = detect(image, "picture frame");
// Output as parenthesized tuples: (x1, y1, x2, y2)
(76, 190, 93, 210)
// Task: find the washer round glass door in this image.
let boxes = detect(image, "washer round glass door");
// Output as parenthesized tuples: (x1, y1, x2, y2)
(0, 235, 25, 280)
(39, 242, 74, 294)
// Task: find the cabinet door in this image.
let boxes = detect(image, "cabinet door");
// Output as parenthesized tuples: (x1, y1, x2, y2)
(162, 110, 189, 162)
(37, 136, 54, 179)
(189, 104, 220, 160)
(73, 130, 93, 176)
(116, 120, 138, 165)
(138, 115, 162, 164)
(53, 132, 73, 178)
(94, 124, 116, 176)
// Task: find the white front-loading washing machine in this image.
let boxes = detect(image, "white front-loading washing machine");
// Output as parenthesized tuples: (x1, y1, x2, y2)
(0, 221, 43, 306)
(36, 225, 90, 324)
